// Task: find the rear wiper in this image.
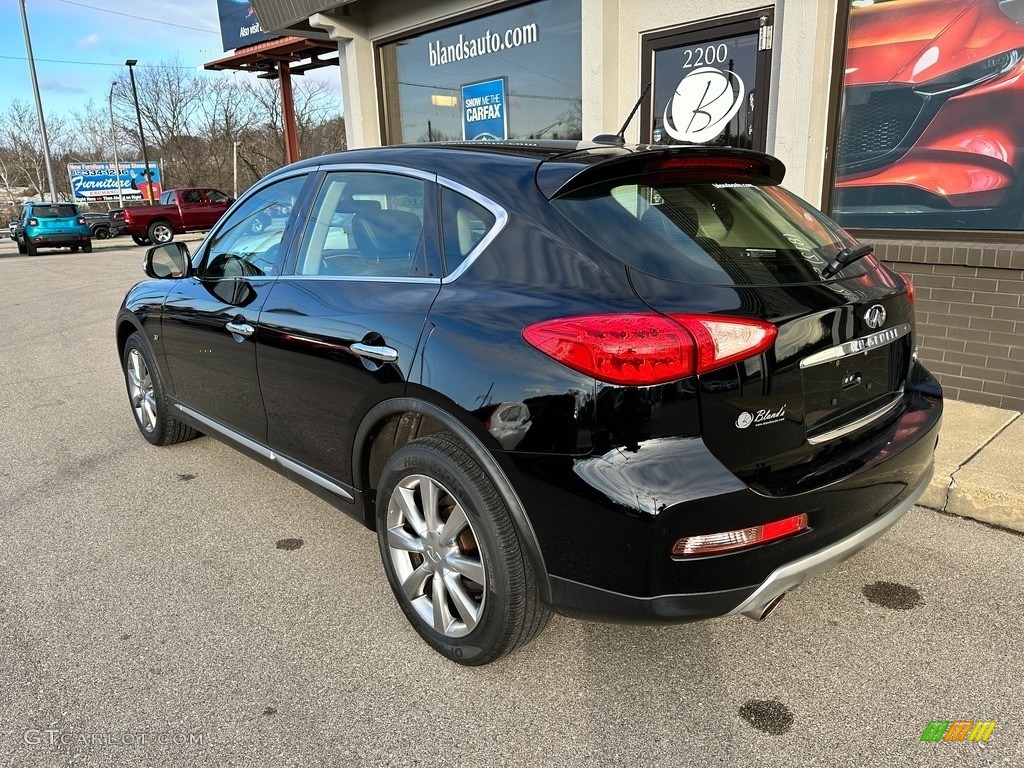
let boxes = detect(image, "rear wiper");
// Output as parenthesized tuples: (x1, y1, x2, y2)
(821, 243, 873, 278)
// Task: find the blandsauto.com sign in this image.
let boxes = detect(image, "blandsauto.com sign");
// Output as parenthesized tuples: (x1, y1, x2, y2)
(428, 22, 539, 66)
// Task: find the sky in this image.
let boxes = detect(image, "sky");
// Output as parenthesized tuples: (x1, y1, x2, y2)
(2, 0, 342, 120)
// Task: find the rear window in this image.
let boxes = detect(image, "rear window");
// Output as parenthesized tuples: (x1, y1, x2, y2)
(31, 204, 78, 219)
(551, 179, 872, 285)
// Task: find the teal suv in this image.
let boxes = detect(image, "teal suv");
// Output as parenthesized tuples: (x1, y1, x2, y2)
(16, 202, 92, 256)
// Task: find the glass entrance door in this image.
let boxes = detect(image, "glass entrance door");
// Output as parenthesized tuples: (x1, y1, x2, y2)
(641, 10, 773, 151)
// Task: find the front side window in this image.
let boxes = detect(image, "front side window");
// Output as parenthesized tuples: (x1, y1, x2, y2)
(553, 177, 868, 285)
(201, 175, 305, 279)
(294, 171, 426, 278)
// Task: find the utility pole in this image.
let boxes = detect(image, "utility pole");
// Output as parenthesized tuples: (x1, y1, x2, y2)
(125, 59, 153, 204)
(108, 82, 125, 208)
(18, 0, 58, 202)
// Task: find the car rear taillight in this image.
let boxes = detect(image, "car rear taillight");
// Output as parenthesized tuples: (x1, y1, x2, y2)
(77, 216, 86, 225)
(522, 313, 777, 386)
(897, 272, 915, 305)
(671, 513, 808, 557)
(123, 210, 132, 224)
(28, 218, 38, 226)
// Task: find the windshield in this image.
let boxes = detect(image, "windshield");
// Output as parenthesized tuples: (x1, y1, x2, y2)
(551, 178, 872, 285)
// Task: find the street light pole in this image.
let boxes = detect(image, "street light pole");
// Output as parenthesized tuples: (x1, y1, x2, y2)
(18, 0, 58, 202)
(124, 59, 153, 205)
(108, 83, 125, 208)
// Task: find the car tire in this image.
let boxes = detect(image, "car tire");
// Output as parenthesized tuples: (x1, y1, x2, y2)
(147, 221, 174, 244)
(83, 240, 93, 254)
(17, 241, 26, 254)
(131, 234, 152, 247)
(376, 432, 550, 665)
(94, 226, 109, 239)
(121, 332, 199, 446)
(26, 240, 37, 256)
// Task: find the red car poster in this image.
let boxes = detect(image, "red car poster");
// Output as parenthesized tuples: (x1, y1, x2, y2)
(833, 0, 1024, 231)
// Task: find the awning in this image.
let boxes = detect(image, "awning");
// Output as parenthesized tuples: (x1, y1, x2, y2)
(204, 36, 340, 79)
(248, 0, 356, 38)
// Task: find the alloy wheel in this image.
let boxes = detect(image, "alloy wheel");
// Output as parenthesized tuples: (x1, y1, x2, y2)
(126, 348, 157, 433)
(386, 474, 486, 638)
(151, 223, 173, 243)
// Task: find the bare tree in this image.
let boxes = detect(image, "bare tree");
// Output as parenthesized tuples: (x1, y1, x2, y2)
(2, 59, 345, 212)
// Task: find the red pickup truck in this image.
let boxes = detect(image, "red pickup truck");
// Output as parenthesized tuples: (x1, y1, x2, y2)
(111, 188, 233, 246)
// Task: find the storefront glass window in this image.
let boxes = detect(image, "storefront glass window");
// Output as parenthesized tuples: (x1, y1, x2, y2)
(379, 0, 582, 144)
(650, 32, 759, 149)
(832, 0, 1024, 231)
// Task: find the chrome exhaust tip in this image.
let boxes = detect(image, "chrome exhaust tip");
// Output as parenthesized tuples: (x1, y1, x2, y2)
(741, 592, 786, 621)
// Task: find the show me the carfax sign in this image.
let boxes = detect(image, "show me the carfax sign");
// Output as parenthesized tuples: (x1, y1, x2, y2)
(461, 77, 508, 141)
(67, 162, 162, 203)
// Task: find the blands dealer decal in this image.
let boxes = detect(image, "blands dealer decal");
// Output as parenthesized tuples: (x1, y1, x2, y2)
(735, 405, 787, 429)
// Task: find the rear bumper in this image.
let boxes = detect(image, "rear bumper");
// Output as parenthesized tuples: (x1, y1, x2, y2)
(523, 366, 942, 623)
(27, 233, 90, 246)
(548, 464, 932, 623)
(726, 463, 931, 620)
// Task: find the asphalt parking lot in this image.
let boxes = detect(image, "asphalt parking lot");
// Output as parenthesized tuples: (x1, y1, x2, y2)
(1, 239, 1022, 767)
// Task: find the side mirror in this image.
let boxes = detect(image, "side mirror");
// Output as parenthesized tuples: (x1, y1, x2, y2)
(145, 242, 191, 279)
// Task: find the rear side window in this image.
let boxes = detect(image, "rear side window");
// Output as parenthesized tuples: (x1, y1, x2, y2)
(31, 204, 78, 218)
(440, 188, 495, 276)
(551, 178, 871, 285)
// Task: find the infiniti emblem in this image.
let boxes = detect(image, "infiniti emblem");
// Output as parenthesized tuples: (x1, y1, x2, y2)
(863, 304, 887, 330)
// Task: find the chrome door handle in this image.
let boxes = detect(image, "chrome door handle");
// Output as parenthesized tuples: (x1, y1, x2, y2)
(225, 321, 254, 337)
(351, 342, 399, 363)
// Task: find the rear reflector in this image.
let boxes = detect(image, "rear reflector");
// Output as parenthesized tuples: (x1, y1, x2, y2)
(672, 513, 808, 557)
(522, 313, 776, 386)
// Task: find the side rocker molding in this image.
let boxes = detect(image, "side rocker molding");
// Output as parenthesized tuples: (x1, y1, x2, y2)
(354, 398, 552, 605)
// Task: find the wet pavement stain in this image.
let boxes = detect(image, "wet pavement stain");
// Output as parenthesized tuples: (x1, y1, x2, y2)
(177, 473, 197, 482)
(739, 699, 794, 735)
(863, 581, 923, 610)
(275, 538, 304, 551)
(263, 707, 277, 716)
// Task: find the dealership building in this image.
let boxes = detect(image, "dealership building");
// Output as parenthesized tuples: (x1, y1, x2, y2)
(243, 0, 1024, 411)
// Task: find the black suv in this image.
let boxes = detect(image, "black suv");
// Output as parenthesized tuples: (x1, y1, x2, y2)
(81, 211, 122, 239)
(115, 141, 941, 665)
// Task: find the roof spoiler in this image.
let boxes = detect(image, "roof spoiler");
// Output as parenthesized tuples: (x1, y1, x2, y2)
(536, 146, 786, 199)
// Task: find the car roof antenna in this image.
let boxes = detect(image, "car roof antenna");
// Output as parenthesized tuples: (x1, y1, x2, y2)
(592, 82, 651, 147)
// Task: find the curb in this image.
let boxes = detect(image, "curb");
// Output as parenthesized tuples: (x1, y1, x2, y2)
(919, 406, 1024, 534)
